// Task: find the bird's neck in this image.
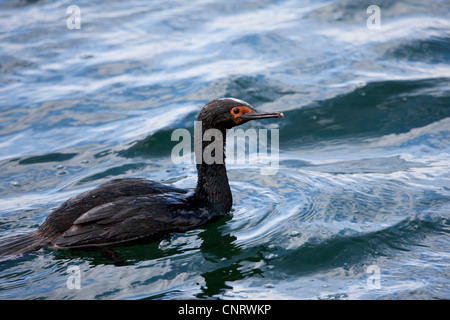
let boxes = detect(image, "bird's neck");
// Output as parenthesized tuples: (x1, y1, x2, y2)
(195, 163, 232, 214)
(194, 125, 232, 215)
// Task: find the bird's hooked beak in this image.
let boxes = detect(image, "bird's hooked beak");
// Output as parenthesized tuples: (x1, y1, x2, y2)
(238, 110, 284, 121)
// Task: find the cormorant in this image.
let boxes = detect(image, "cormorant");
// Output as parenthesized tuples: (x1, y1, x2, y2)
(0, 98, 284, 259)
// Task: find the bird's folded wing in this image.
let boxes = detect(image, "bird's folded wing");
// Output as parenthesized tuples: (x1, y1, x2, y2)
(55, 196, 180, 248)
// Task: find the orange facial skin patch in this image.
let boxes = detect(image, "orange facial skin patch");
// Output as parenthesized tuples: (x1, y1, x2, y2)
(230, 106, 254, 124)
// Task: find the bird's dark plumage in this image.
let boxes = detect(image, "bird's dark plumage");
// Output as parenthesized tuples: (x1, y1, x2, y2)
(0, 98, 283, 260)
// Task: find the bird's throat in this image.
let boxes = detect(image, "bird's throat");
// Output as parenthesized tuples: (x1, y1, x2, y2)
(194, 125, 232, 215)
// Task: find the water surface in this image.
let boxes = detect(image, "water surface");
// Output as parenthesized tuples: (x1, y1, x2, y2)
(0, 0, 449, 299)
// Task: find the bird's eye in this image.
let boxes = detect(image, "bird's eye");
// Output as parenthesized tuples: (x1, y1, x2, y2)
(232, 107, 240, 115)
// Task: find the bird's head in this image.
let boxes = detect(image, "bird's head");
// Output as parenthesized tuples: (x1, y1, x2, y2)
(198, 98, 284, 131)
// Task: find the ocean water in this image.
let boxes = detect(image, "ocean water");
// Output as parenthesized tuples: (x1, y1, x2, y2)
(0, 0, 449, 300)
